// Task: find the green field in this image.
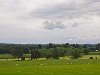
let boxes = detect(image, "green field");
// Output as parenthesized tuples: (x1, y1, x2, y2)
(0, 53, 100, 59)
(0, 54, 100, 75)
(0, 54, 13, 59)
(0, 59, 100, 75)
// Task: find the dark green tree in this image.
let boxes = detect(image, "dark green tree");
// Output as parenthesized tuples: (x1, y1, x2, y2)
(71, 49, 81, 59)
(46, 53, 52, 59)
(48, 43, 54, 48)
(31, 48, 40, 60)
(51, 48, 60, 59)
(96, 43, 100, 50)
(38, 44, 42, 49)
(83, 49, 89, 55)
(10, 47, 24, 61)
(62, 43, 70, 48)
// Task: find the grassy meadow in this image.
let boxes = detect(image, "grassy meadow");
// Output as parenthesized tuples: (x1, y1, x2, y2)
(0, 53, 100, 75)
(0, 57, 100, 75)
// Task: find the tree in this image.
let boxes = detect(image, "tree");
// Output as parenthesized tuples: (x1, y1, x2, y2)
(38, 44, 42, 49)
(31, 48, 40, 60)
(71, 44, 80, 48)
(70, 49, 81, 59)
(10, 47, 24, 61)
(62, 43, 70, 48)
(55, 47, 67, 57)
(83, 49, 89, 55)
(46, 53, 52, 59)
(48, 43, 54, 48)
(51, 48, 60, 59)
(96, 43, 100, 50)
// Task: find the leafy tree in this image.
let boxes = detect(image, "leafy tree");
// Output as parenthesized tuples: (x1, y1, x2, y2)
(83, 44, 87, 48)
(10, 47, 24, 61)
(48, 43, 54, 48)
(62, 43, 70, 48)
(96, 43, 100, 50)
(31, 48, 40, 60)
(70, 49, 81, 59)
(46, 53, 52, 59)
(56, 47, 67, 57)
(71, 44, 80, 48)
(83, 49, 89, 55)
(23, 47, 30, 54)
(51, 48, 60, 59)
(38, 44, 42, 49)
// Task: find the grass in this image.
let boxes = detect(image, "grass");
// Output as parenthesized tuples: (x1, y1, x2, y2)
(0, 59, 100, 75)
(0, 54, 13, 59)
(0, 54, 100, 75)
(81, 55, 100, 59)
(0, 52, 100, 59)
(89, 52, 100, 55)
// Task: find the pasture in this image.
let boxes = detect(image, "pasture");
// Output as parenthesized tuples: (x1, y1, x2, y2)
(0, 59, 100, 75)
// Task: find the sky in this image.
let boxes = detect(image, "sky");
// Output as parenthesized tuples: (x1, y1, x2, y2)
(0, 0, 100, 44)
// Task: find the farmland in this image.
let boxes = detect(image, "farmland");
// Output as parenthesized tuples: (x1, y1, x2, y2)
(0, 59, 100, 75)
(0, 43, 100, 75)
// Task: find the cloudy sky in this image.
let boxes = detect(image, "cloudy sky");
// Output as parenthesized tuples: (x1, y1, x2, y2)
(0, 0, 100, 44)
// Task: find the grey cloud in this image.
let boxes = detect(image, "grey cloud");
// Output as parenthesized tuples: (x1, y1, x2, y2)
(29, 0, 100, 20)
(43, 21, 66, 30)
(1, 0, 100, 44)
(54, 21, 66, 29)
(43, 21, 55, 30)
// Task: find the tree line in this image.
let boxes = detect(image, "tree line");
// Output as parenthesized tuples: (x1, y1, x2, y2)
(0, 43, 100, 60)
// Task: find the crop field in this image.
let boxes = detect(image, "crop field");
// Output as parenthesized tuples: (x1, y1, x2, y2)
(0, 59, 100, 75)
